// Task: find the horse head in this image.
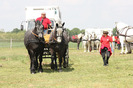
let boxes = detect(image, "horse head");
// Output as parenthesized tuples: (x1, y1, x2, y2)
(91, 32, 97, 40)
(34, 20, 44, 39)
(88, 33, 92, 41)
(54, 22, 65, 43)
(78, 33, 84, 39)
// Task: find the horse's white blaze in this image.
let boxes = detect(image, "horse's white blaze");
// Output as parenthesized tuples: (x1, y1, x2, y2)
(38, 33, 43, 38)
(56, 28, 63, 43)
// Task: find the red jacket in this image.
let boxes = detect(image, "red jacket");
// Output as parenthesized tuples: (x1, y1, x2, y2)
(117, 38, 120, 44)
(36, 17, 51, 29)
(100, 35, 112, 56)
(115, 36, 118, 42)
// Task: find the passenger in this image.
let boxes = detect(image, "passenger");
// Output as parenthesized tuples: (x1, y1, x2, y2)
(36, 12, 51, 34)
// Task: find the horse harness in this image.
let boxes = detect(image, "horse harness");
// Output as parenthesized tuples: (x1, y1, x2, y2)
(25, 31, 45, 47)
(117, 26, 133, 42)
(32, 31, 39, 38)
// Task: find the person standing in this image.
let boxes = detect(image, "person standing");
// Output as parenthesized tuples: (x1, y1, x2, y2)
(117, 36, 121, 50)
(99, 30, 113, 66)
(36, 12, 51, 34)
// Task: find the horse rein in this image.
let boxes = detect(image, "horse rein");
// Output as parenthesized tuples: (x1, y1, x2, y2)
(117, 26, 133, 37)
(32, 31, 39, 38)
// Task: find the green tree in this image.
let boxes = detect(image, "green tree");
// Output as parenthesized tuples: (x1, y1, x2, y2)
(80, 29, 85, 34)
(11, 28, 21, 33)
(70, 28, 80, 36)
(112, 27, 117, 36)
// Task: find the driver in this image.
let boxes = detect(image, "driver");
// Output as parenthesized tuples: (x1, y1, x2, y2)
(36, 12, 51, 34)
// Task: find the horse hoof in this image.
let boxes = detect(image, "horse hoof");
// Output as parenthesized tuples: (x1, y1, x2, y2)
(59, 70, 62, 72)
(120, 53, 123, 55)
(39, 72, 42, 73)
(31, 72, 36, 74)
(0, 65, 2, 67)
(63, 65, 67, 68)
(51, 64, 55, 70)
(38, 69, 43, 73)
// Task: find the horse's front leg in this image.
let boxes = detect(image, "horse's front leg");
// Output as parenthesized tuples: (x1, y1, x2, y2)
(54, 52, 57, 70)
(38, 52, 43, 73)
(83, 42, 87, 52)
(58, 53, 63, 72)
(35, 53, 38, 70)
(88, 41, 91, 52)
(50, 49, 55, 70)
(63, 49, 67, 68)
(28, 50, 36, 74)
(120, 41, 124, 54)
(77, 43, 80, 50)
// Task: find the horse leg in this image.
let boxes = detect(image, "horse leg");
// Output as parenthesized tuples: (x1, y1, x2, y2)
(28, 50, 36, 74)
(84, 42, 87, 52)
(124, 42, 128, 54)
(96, 43, 99, 52)
(54, 52, 57, 70)
(50, 49, 55, 70)
(77, 39, 81, 50)
(91, 41, 94, 52)
(126, 42, 132, 54)
(86, 42, 88, 52)
(77, 43, 80, 50)
(65, 46, 69, 67)
(35, 53, 38, 70)
(38, 52, 43, 73)
(59, 53, 63, 72)
(63, 49, 67, 68)
(88, 42, 90, 52)
(120, 41, 124, 54)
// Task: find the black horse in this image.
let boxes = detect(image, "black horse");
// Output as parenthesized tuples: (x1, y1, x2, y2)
(49, 22, 69, 72)
(24, 20, 45, 74)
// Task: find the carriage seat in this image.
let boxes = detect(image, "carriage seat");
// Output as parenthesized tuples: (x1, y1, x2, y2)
(44, 29, 53, 44)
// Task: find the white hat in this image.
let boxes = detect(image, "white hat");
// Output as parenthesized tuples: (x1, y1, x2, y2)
(103, 30, 108, 34)
(41, 12, 46, 14)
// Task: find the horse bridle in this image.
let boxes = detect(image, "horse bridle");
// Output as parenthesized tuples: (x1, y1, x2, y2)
(54, 26, 64, 40)
(116, 26, 133, 37)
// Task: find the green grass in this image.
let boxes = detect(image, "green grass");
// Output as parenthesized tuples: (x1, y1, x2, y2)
(0, 41, 80, 48)
(0, 46, 133, 88)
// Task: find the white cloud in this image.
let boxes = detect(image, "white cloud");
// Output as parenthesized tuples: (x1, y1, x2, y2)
(109, 0, 133, 6)
(47, 0, 84, 5)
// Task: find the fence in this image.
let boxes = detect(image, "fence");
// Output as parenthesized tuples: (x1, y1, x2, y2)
(0, 39, 83, 49)
(0, 39, 24, 48)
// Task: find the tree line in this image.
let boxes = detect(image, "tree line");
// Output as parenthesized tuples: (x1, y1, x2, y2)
(0, 27, 117, 40)
(0, 28, 85, 39)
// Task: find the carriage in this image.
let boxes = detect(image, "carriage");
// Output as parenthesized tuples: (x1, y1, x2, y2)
(22, 18, 69, 67)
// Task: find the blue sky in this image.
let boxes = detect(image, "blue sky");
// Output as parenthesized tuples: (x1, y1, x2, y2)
(0, 0, 133, 32)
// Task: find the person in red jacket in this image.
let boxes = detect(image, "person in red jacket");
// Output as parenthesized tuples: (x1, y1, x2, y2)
(117, 36, 121, 50)
(99, 30, 113, 66)
(36, 12, 51, 34)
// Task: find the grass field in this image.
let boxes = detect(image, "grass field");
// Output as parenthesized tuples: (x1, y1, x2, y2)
(0, 43, 133, 88)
